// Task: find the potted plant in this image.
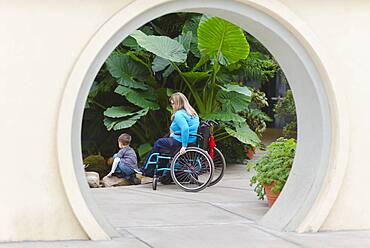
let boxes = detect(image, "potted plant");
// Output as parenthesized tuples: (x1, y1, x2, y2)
(244, 144, 256, 160)
(247, 137, 296, 207)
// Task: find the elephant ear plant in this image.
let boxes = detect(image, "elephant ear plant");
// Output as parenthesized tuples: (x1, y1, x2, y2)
(84, 13, 277, 160)
(247, 138, 296, 200)
(103, 16, 262, 148)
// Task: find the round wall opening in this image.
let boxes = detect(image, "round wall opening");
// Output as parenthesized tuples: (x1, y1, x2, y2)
(57, 0, 346, 240)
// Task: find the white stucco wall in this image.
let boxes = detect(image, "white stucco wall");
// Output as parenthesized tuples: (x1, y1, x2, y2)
(0, 0, 368, 242)
(280, 0, 370, 230)
(0, 0, 133, 241)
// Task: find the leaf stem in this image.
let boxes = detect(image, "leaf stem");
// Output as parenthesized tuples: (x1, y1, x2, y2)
(89, 99, 106, 110)
(171, 62, 205, 113)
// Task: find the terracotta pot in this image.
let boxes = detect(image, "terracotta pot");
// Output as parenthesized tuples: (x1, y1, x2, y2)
(244, 147, 255, 160)
(263, 181, 280, 208)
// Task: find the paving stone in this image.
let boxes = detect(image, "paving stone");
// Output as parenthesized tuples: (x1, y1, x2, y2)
(125, 223, 300, 248)
(6, 164, 370, 248)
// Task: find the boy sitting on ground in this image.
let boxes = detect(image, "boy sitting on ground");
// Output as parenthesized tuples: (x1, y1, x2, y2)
(106, 133, 141, 185)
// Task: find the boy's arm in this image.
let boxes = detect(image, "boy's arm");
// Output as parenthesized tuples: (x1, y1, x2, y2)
(107, 157, 120, 177)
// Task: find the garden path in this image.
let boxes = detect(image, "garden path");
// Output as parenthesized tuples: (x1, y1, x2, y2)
(5, 163, 370, 248)
(4, 130, 370, 247)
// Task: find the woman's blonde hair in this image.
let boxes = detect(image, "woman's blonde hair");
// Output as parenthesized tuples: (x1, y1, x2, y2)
(170, 92, 198, 119)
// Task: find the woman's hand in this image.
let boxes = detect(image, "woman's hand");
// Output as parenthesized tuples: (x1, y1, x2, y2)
(179, 146, 187, 155)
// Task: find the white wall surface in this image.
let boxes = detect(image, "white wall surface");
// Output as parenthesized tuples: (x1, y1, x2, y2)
(0, 0, 133, 241)
(0, 0, 368, 242)
(280, 0, 370, 230)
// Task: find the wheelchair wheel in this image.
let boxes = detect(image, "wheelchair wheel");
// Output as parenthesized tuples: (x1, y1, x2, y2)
(170, 147, 214, 192)
(152, 177, 158, 190)
(209, 147, 226, 186)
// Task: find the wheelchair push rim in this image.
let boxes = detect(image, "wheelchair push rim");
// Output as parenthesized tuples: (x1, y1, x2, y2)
(170, 147, 214, 192)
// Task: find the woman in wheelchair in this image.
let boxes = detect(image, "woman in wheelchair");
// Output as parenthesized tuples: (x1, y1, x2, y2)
(142, 92, 200, 177)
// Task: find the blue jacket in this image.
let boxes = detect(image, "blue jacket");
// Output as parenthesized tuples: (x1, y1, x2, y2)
(170, 109, 200, 147)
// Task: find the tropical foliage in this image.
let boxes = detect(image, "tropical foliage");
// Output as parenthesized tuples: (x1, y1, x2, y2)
(83, 13, 278, 160)
(274, 89, 297, 138)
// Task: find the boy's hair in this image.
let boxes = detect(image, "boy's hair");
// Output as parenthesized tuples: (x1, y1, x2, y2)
(118, 133, 131, 146)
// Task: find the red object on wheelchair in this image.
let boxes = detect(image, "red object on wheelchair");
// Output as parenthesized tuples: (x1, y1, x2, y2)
(208, 135, 215, 159)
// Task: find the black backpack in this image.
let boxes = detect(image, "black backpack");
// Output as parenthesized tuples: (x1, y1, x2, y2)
(197, 120, 212, 150)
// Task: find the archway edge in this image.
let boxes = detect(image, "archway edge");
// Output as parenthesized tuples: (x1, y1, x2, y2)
(57, 0, 349, 239)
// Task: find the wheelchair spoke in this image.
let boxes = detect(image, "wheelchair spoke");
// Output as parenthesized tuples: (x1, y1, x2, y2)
(171, 148, 214, 192)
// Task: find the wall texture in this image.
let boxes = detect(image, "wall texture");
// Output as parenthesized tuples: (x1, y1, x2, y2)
(0, 0, 367, 242)
(280, 0, 370, 230)
(0, 0, 133, 241)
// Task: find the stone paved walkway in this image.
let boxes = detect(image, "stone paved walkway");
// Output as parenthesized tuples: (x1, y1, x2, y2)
(2, 162, 370, 247)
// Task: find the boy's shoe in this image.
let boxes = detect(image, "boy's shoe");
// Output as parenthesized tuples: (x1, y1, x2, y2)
(129, 176, 141, 185)
(134, 168, 143, 175)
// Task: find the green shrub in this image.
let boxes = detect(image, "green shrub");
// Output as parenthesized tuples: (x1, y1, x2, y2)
(273, 90, 297, 138)
(217, 137, 246, 163)
(83, 155, 110, 179)
(247, 138, 296, 200)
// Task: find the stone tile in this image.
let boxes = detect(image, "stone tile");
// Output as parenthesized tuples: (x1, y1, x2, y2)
(0, 237, 148, 248)
(91, 187, 194, 205)
(213, 201, 268, 221)
(280, 230, 370, 248)
(103, 202, 249, 228)
(130, 184, 259, 204)
(126, 223, 299, 248)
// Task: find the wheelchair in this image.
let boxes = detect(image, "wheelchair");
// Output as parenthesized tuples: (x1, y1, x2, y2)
(142, 121, 226, 192)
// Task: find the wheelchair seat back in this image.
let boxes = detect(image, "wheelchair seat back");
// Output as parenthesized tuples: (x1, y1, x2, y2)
(197, 120, 212, 150)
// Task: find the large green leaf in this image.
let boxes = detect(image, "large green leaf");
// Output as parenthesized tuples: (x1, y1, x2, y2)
(200, 112, 245, 122)
(225, 123, 261, 146)
(122, 36, 142, 51)
(103, 108, 150, 131)
(198, 17, 250, 65)
(192, 55, 209, 71)
(106, 53, 148, 90)
(104, 106, 135, 118)
(182, 15, 201, 35)
(130, 30, 187, 63)
(152, 56, 171, 72)
(217, 90, 251, 113)
(182, 16, 202, 57)
(103, 118, 119, 131)
(115, 86, 160, 110)
(151, 56, 175, 78)
(220, 84, 252, 99)
(113, 108, 149, 130)
(175, 31, 192, 52)
(163, 64, 175, 78)
(181, 72, 210, 85)
(148, 32, 193, 74)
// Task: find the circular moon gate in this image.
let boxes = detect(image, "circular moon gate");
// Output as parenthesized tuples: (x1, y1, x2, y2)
(57, 0, 348, 240)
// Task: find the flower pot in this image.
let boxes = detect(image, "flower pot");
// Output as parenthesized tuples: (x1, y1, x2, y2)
(244, 147, 255, 160)
(263, 181, 280, 208)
